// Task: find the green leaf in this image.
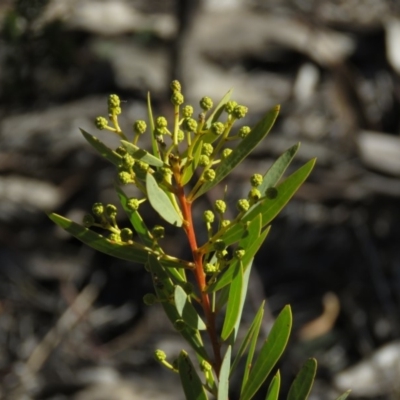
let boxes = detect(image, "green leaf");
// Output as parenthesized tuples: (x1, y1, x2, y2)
(115, 186, 153, 247)
(229, 259, 252, 343)
(240, 305, 292, 400)
(49, 213, 150, 264)
(174, 285, 206, 330)
(218, 346, 232, 400)
(334, 390, 351, 400)
(147, 92, 159, 158)
(147, 255, 209, 360)
(230, 301, 264, 377)
(221, 158, 315, 246)
(221, 261, 243, 340)
(287, 358, 317, 400)
(193, 106, 279, 200)
(258, 143, 300, 193)
(178, 350, 208, 400)
(80, 129, 122, 166)
(265, 370, 281, 400)
(121, 140, 164, 167)
(181, 140, 203, 185)
(146, 172, 183, 227)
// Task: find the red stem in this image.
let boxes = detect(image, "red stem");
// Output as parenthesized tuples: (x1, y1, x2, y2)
(176, 184, 222, 376)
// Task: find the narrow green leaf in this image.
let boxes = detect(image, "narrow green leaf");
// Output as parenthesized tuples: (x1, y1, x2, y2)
(147, 255, 209, 360)
(218, 346, 232, 400)
(229, 259, 253, 343)
(334, 390, 351, 400)
(241, 305, 292, 400)
(174, 285, 206, 330)
(49, 213, 150, 264)
(147, 92, 159, 158)
(205, 89, 233, 130)
(230, 301, 264, 377)
(178, 350, 208, 400)
(80, 129, 122, 166)
(287, 358, 317, 400)
(221, 158, 315, 246)
(193, 106, 279, 200)
(121, 140, 164, 167)
(266, 371, 281, 400)
(258, 143, 300, 193)
(221, 261, 243, 340)
(115, 186, 153, 247)
(146, 172, 183, 227)
(241, 301, 265, 389)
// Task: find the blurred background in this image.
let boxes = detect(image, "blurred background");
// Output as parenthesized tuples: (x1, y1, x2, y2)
(1, 0, 400, 399)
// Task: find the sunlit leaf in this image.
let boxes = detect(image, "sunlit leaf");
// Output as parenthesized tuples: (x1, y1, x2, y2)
(49, 213, 150, 264)
(287, 358, 317, 400)
(146, 172, 183, 227)
(241, 305, 292, 400)
(258, 143, 300, 193)
(121, 140, 164, 167)
(175, 285, 206, 330)
(265, 370, 281, 400)
(178, 350, 208, 400)
(230, 301, 264, 377)
(218, 346, 232, 400)
(334, 390, 352, 400)
(80, 129, 122, 166)
(221, 261, 243, 340)
(193, 106, 279, 200)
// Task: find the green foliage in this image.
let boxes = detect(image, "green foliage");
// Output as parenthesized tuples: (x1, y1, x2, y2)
(48, 83, 345, 400)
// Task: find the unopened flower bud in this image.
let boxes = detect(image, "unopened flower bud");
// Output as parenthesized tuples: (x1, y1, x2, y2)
(118, 171, 134, 184)
(133, 120, 147, 134)
(200, 360, 212, 372)
(238, 126, 251, 139)
(202, 143, 213, 156)
(222, 148, 232, 159)
(143, 293, 157, 305)
(248, 188, 261, 202)
(235, 247, 246, 259)
(221, 219, 231, 228)
(109, 232, 121, 242)
(170, 80, 181, 92)
(121, 154, 135, 169)
(233, 105, 248, 119)
(155, 349, 167, 361)
(211, 122, 225, 135)
(199, 155, 210, 167)
(200, 96, 213, 111)
(120, 228, 133, 242)
(177, 129, 185, 142)
(225, 101, 238, 114)
(204, 263, 218, 274)
(156, 116, 168, 129)
(173, 319, 186, 331)
(251, 173, 263, 187)
(216, 249, 228, 260)
(92, 202, 104, 216)
(183, 118, 197, 132)
(127, 198, 140, 211)
(266, 187, 278, 199)
(82, 214, 95, 227)
(105, 204, 117, 218)
(237, 199, 250, 212)
(203, 210, 215, 223)
(171, 92, 184, 106)
(214, 200, 227, 214)
(204, 169, 216, 181)
(182, 105, 194, 118)
(95, 116, 108, 130)
(152, 225, 165, 239)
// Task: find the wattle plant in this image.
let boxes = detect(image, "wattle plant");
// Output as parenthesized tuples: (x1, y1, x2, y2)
(49, 82, 350, 400)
